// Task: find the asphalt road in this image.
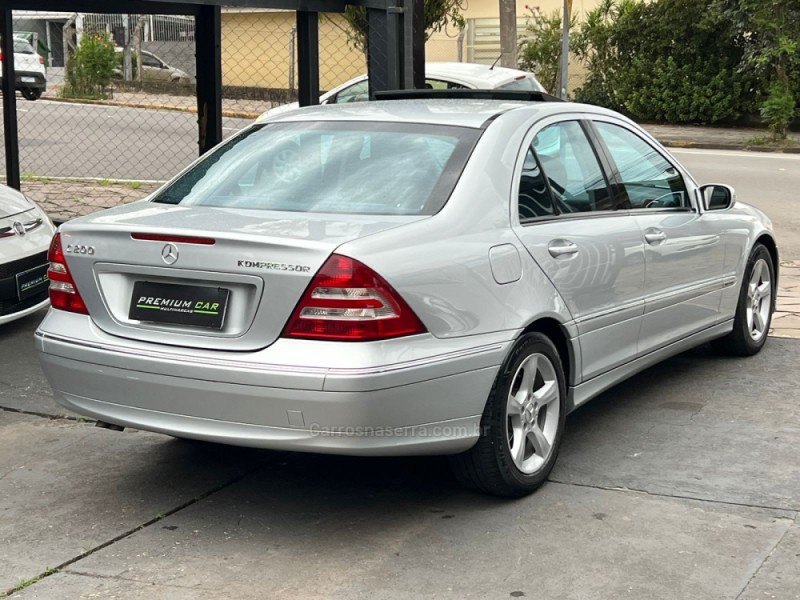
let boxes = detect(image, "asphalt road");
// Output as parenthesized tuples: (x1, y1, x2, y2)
(2, 308, 800, 598)
(673, 148, 800, 261)
(0, 99, 251, 181)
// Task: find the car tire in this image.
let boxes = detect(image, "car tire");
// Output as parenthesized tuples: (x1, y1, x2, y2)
(449, 332, 566, 497)
(21, 88, 42, 101)
(712, 243, 775, 356)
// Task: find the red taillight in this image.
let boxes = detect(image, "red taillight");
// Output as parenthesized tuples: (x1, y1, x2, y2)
(282, 254, 426, 341)
(47, 233, 89, 315)
(39, 55, 45, 64)
(131, 233, 215, 245)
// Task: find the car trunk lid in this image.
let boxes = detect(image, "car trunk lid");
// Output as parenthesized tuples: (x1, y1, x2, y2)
(60, 201, 425, 351)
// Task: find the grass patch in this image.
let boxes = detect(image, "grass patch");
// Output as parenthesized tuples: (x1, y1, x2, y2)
(9, 566, 59, 594)
(745, 134, 771, 146)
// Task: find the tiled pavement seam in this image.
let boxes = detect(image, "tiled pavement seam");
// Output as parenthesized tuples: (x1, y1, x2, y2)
(772, 261, 800, 339)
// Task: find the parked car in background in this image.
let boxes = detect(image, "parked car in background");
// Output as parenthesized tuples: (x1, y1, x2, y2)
(265, 62, 546, 116)
(36, 93, 777, 497)
(0, 39, 47, 101)
(113, 48, 191, 84)
(0, 185, 55, 325)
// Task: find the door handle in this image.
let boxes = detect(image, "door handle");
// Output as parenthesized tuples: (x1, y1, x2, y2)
(644, 229, 667, 244)
(548, 240, 579, 258)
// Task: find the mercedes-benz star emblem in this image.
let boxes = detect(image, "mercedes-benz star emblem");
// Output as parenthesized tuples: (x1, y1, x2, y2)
(161, 243, 179, 265)
(12, 221, 25, 237)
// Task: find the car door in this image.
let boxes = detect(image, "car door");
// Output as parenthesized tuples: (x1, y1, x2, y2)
(589, 119, 726, 352)
(141, 52, 168, 82)
(512, 118, 646, 381)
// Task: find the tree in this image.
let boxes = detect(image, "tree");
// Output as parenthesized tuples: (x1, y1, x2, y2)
(62, 30, 117, 99)
(343, 0, 465, 55)
(518, 7, 574, 93)
(573, 0, 755, 124)
(716, 0, 800, 138)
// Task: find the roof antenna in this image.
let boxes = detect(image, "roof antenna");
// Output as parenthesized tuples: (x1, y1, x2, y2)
(490, 54, 502, 70)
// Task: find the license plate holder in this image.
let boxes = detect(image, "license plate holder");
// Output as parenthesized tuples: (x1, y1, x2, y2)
(16, 264, 49, 301)
(20, 76, 36, 83)
(128, 281, 230, 329)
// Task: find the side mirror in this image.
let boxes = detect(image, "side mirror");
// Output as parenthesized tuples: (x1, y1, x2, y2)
(700, 184, 735, 211)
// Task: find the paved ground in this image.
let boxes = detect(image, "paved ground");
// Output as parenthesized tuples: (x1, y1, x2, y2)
(1, 311, 798, 599)
(0, 100, 250, 181)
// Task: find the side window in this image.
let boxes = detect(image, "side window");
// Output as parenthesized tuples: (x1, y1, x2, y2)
(517, 147, 554, 220)
(142, 54, 162, 68)
(425, 78, 469, 90)
(533, 121, 614, 213)
(332, 80, 369, 104)
(594, 122, 689, 209)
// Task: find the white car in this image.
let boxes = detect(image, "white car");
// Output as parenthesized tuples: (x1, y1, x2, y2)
(0, 185, 56, 325)
(266, 62, 546, 116)
(0, 38, 47, 101)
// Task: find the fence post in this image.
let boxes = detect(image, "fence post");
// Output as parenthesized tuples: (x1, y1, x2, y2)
(1, 9, 21, 190)
(195, 5, 222, 155)
(288, 26, 296, 93)
(296, 12, 319, 106)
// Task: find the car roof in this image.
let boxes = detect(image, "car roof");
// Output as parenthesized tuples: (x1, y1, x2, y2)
(256, 98, 612, 129)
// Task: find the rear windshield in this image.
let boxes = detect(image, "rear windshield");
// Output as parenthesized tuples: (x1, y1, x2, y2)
(497, 75, 545, 92)
(153, 121, 480, 215)
(13, 40, 35, 54)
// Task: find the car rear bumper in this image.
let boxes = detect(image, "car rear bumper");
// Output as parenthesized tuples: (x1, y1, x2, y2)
(35, 311, 511, 455)
(8, 71, 46, 90)
(0, 297, 49, 325)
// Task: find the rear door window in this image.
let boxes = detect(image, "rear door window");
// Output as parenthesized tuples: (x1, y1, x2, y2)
(332, 80, 369, 104)
(533, 121, 615, 213)
(153, 122, 481, 216)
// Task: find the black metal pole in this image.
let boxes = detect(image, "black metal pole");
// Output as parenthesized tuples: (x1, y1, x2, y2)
(411, 0, 424, 89)
(195, 4, 222, 156)
(367, 8, 388, 99)
(1, 9, 21, 190)
(296, 11, 319, 107)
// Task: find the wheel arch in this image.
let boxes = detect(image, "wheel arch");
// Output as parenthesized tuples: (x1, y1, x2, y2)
(521, 317, 577, 387)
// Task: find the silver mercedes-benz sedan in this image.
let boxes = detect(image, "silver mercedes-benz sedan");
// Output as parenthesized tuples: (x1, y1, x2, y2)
(36, 94, 777, 496)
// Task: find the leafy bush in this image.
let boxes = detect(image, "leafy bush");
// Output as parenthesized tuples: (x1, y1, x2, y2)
(760, 84, 797, 139)
(63, 31, 116, 99)
(518, 7, 568, 94)
(573, 0, 758, 123)
(344, 0, 464, 54)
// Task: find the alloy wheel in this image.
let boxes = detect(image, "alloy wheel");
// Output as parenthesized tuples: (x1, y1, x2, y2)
(505, 352, 561, 474)
(746, 258, 772, 342)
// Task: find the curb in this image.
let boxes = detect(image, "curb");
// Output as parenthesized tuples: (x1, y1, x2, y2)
(655, 140, 800, 154)
(41, 95, 261, 120)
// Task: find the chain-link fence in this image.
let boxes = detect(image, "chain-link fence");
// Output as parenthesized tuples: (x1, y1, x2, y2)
(1, 9, 523, 223)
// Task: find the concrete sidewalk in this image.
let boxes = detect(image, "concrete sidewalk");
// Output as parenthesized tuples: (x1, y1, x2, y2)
(643, 123, 800, 153)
